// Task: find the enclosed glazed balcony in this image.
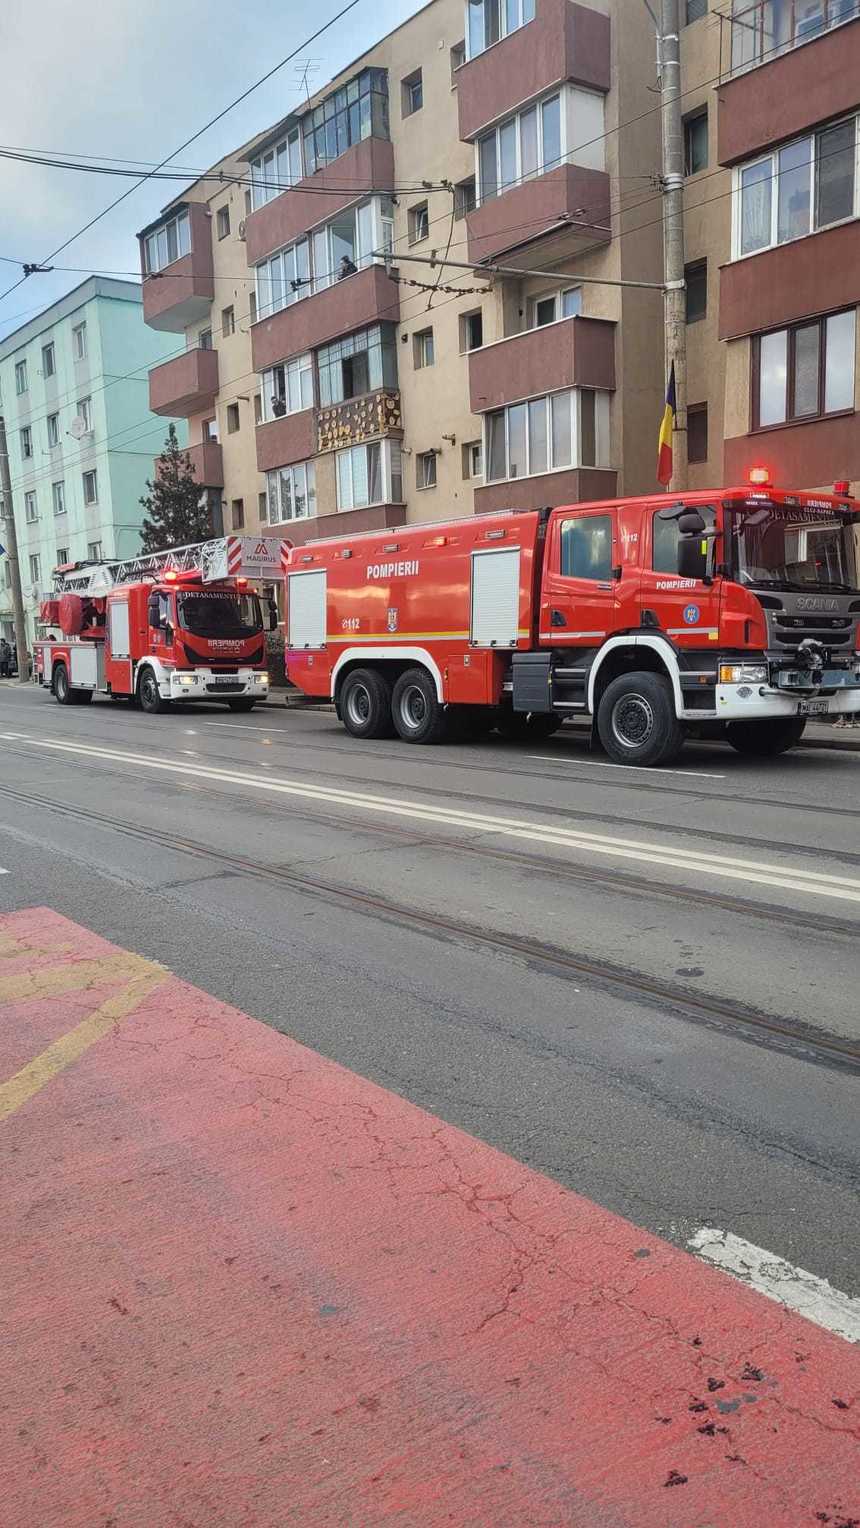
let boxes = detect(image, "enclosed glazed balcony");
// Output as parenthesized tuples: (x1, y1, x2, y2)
(469, 316, 615, 413)
(244, 139, 395, 265)
(139, 202, 214, 332)
(251, 264, 400, 373)
(148, 345, 219, 418)
(457, 0, 610, 143)
(466, 162, 610, 265)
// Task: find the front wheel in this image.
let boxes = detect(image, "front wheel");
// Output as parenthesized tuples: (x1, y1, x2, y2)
(340, 668, 395, 740)
(137, 668, 170, 715)
(597, 671, 684, 767)
(391, 667, 449, 744)
(227, 698, 255, 713)
(726, 717, 806, 756)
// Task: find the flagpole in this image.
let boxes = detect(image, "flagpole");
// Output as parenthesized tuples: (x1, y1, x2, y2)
(658, 0, 688, 491)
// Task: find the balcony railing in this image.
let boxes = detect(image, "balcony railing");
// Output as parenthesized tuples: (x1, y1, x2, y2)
(721, 0, 860, 77)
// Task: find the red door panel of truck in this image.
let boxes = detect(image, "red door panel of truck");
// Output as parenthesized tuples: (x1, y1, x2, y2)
(539, 507, 622, 649)
(639, 503, 723, 651)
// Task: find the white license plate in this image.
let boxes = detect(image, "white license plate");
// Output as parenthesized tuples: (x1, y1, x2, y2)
(208, 676, 240, 686)
(798, 699, 828, 716)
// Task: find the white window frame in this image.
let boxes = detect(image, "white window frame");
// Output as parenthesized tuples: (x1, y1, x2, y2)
(87, 540, 102, 560)
(24, 490, 38, 523)
(731, 113, 860, 260)
(335, 438, 402, 510)
(72, 321, 88, 359)
(476, 89, 566, 204)
(77, 396, 93, 433)
(483, 388, 610, 483)
(466, 0, 535, 61)
(465, 440, 483, 479)
(265, 460, 317, 523)
(29, 554, 40, 586)
(261, 353, 314, 422)
(82, 469, 98, 506)
(414, 328, 435, 368)
(143, 212, 191, 275)
(52, 480, 66, 516)
(250, 127, 303, 211)
(417, 451, 437, 489)
(20, 426, 32, 460)
(527, 286, 583, 329)
(47, 413, 60, 448)
(42, 342, 55, 377)
(254, 196, 393, 319)
(56, 546, 69, 566)
(14, 359, 27, 394)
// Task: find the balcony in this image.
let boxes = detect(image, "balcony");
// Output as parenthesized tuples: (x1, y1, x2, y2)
(317, 390, 402, 453)
(256, 410, 317, 474)
(474, 466, 616, 514)
(148, 346, 219, 418)
(469, 316, 614, 413)
(185, 440, 223, 488)
(244, 139, 395, 265)
(140, 203, 214, 332)
(457, 0, 610, 142)
(719, 220, 860, 339)
(466, 164, 610, 266)
(724, 412, 860, 487)
(251, 264, 400, 373)
(718, 10, 860, 164)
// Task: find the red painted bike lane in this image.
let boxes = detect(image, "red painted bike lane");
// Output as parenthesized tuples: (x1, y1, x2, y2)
(1, 907, 857, 1527)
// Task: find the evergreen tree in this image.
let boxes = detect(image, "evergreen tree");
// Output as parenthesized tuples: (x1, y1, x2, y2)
(139, 425, 212, 553)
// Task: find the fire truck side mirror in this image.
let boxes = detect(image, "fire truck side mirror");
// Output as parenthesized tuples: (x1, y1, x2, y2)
(267, 600, 279, 632)
(147, 596, 161, 629)
(677, 535, 708, 582)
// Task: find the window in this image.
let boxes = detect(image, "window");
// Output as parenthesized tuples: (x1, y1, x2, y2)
(754, 309, 856, 427)
(685, 260, 707, 323)
(87, 541, 102, 560)
(467, 0, 535, 59)
(317, 324, 397, 407)
(216, 205, 230, 240)
(460, 310, 483, 351)
(203, 416, 219, 442)
(685, 0, 707, 20)
(454, 176, 477, 219)
(687, 403, 708, 463)
(451, 39, 466, 79)
(73, 321, 88, 360)
(15, 359, 27, 394)
(485, 388, 610, 480)
(143, 211, 190, 273)
(262, 353, 314, 420)
(222, 306, 235, 337)
(199, 329, 213, 350)
(300, 68, 389, 177)
(462, 440, 483, 479)
(82, 469, 98, 505)
(735, 115, 859, 258)
(402, 69, 423, 116)
(249, 292, 257, 324)
(47, 413, 60, 448)
(417, 451, 437, 489)
(29, 554, 40, 586)
(684, 109, 708, 175)
(265, 460, 317, 522)
(478, 91, 563, 201)
(408, 201, 430, 243)
(652, 504, 715, 573)
(729, 0, 859, 74)
(245, 189, 253, 216)
(42, 342, 55, 377)
(255, 196, 394, 318)
(336, 439, 402, 509)
(77, 397, 93, 433)
(56, 547, 69, 566)
(258, 491, 267, 522)
(560, 515, 613, 580)
(226, 402, 240, 434)
(250, 125, 303, 211)
(52, 480, 66, 516)
(231, 498, 245, 529)
(24, 491, 37, 523)
(527, 287, 582, 328)
(413, 328, 435, 368)
(20, 426, 32, 460)
(254, 392, 262, 424)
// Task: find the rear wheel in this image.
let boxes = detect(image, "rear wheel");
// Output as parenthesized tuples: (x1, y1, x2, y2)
(227, 698, 255, 713)
(340, 668, 395, 740)
(726, 717, 806, 756)
(53, 664, 72, 705)
(137, 668, 170, 715)
(391, 667, 449, 744)
(496, 710, 563, 742)
(597, 671, 683, 767)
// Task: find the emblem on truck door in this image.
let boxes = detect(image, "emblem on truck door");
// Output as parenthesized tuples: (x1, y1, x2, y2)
(387, 608, 398, 632)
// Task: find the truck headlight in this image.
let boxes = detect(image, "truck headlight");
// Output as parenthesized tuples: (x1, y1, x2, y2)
(257, 673, 269, 686)
(177, 674, 196, 687)
(720, 663, 768, 685)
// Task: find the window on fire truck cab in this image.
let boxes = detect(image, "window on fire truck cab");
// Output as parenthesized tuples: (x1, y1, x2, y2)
(177, 590, 262, 638)
(149, 591, 172, 631)
(559, 515, 612, 580)
(652, 504, 716, 577)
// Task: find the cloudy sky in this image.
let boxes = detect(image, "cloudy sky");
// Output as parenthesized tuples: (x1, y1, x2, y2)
(0, 0, 424, 340)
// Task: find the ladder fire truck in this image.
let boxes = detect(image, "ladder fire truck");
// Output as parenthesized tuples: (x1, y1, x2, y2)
(284, 474, 860, 766)
(33, 535, 290, 715)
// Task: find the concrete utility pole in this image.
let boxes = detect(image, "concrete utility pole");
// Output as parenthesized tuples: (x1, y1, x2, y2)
(0, 413, 31, 683)
(659, 0, 688, 491)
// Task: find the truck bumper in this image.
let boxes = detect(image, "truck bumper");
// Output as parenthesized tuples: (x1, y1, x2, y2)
(716, 681, 860, 720)
(165, 668, 270, 702)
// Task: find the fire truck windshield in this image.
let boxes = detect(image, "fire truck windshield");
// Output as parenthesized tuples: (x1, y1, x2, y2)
(729, 501, 859, 594)
(177, 591, 263, 639)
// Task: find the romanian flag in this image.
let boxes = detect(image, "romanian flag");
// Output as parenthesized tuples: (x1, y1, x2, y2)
(657, 363, 676, 487)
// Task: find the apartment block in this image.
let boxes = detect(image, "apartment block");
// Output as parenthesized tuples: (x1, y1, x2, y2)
(137, 0, 664, 548)
(0, 277, 186, 644)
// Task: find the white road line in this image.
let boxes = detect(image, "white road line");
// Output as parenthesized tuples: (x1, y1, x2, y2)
(3, 730, 860, 903)
(689, 1227, 860, 1344)
(530, 755, 726, 780)
(203, 723, 278, 734)
(0, 867, 8, 876)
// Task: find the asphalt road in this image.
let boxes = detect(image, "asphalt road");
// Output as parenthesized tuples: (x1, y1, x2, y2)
(1, 681, 858, 1299)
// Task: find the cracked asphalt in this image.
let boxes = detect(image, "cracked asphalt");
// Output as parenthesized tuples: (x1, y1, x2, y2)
(1, 682, 858, 1297)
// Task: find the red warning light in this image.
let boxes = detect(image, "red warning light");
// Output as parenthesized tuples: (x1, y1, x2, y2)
(748, 466, 770, 486)
(164, 570, 178, 582)
(834, 480, 851, 496)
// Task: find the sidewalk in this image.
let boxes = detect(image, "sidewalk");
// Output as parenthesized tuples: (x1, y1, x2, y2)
(2, 909, 858, 1527)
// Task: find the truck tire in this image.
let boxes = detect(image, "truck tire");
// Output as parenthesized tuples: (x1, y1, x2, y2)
(391, 667, 449, 744)
(726, 717, 806, 756)
(227, 698, 255, 713)
(340, 668, 396, 740)
(52, 664, 72, 705)
(496, 710, 563, 741)
(597, 671, 684, 767)
(137, 668, 170, 715)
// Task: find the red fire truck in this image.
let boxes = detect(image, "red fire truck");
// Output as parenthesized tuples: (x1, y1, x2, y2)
(33, 536, 289, 714)
(284, 475, 860, 766)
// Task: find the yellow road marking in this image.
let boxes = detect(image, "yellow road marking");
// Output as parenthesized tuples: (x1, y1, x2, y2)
(0, 952, 156, 1002)
(0, 966, 166, 1123)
